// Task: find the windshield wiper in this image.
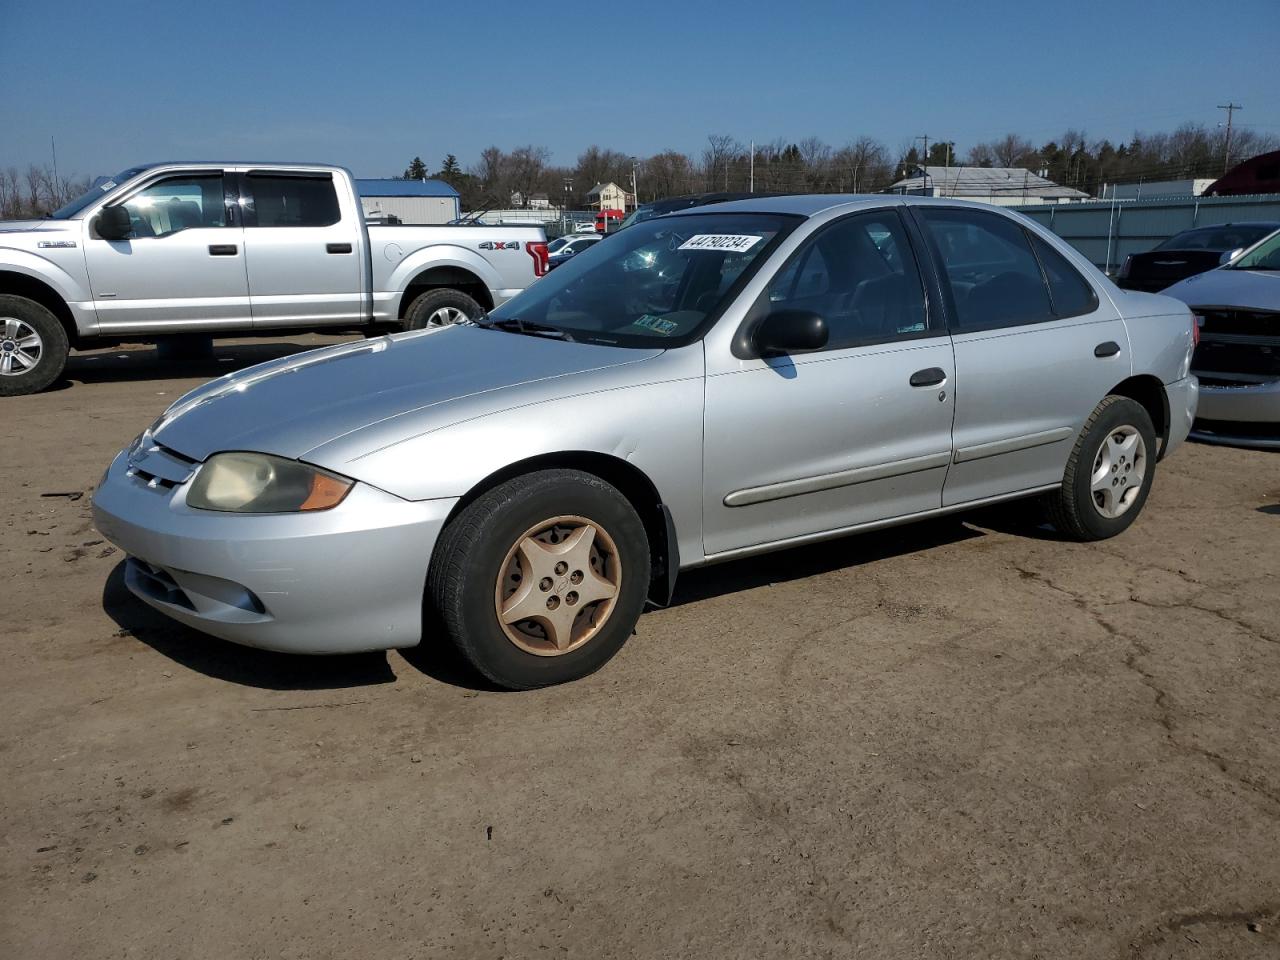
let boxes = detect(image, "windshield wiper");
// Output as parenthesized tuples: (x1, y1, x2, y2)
(477, 316, 575, 341)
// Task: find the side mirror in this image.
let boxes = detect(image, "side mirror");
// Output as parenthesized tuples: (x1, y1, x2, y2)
(1220, 247, 1243, 265)
(754, 309, 828, 355)
(96, 204, 132, 242)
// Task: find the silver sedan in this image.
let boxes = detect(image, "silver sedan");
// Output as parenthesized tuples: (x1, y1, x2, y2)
(93, 195, 1199, 689)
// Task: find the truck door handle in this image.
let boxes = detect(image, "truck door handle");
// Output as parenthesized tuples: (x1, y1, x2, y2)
(208, 244, 238, 256)
(909, 367, 947, 387)
(1094, 341, 1121, 358)
(326, 243, 353, 254)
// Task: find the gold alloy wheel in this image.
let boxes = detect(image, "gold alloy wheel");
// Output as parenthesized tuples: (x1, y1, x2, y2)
(494, 515, 622, 656)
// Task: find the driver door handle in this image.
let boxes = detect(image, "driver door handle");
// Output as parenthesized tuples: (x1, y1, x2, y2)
(909, 367, 947, 387)
(208, 244, 238, 256)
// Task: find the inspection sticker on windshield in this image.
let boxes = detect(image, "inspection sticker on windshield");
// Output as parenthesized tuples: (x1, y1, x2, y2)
(633, 314, 679, 335)
(678, 234, 763, 253)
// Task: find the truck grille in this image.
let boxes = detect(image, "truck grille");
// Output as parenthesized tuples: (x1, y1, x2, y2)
(1192, 309, 1280, 379)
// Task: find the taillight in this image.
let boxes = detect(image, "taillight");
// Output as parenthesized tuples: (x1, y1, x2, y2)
(1192, 314, 1203, 348)
(526, 241, 549, 278)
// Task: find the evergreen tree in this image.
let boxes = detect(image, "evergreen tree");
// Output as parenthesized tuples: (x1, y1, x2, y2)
(402, 156, 428, 180)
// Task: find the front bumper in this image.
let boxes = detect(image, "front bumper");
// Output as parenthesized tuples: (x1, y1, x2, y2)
(1190, 376, 1280, 450)
(92, 450, 457, 653)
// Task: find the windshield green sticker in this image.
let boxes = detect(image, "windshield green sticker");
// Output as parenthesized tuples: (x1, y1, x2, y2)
(633, 314, 679, 335)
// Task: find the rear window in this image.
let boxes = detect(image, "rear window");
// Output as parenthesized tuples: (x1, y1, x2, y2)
(247, 174, 341, 228)
(1030, 235, 1099, 318)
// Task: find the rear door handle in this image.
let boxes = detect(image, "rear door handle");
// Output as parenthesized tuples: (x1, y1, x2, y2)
(1094, 341, 1121, 358)
(208, 244, 238, 256)
(326, 243, 353, 254)
(909, 367, 947, 387)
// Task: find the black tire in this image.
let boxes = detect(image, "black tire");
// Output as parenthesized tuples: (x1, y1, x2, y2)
(428, 469, 650, 690)
(1044, 395, 1157, 541)
(0, 295, 69, 397)
(403, 288, 483, 330)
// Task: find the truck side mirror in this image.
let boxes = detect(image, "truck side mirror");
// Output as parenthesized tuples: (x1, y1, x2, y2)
(96, 204, 132, 242)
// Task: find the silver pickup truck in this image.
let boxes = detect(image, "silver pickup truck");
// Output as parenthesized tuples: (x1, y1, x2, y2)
(0, 162, 549, 395)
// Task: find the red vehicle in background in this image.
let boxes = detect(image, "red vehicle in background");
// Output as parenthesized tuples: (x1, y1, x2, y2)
(594, 208, 624, 233)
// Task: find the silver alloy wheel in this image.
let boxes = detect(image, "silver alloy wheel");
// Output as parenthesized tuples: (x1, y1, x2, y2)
(1089, 424, 1147, 519)
(426, 306, 469, 327)
(0, 317, 42, 376)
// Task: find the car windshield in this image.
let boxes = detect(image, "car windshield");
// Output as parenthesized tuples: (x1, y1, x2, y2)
(49, 166, 147, 219)
(1228, 230, 1280, 271)
(1156, 225, 1277, 252)
(487, 212, 797, 347)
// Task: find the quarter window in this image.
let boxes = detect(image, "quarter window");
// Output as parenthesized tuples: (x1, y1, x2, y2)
(765, 211, 930, 350)
(918, 208, 1054, 331)
(121, 174, 226, 237)
(1030, 234, 1099, 318)
(247, 174, 341, 228)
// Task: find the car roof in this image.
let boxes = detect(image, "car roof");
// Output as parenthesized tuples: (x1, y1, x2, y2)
(669, 193, 1019, 219)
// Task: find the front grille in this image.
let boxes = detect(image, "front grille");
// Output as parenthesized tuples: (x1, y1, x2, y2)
(127, 443, 197, 491)
(1194, 419, 1280, 440)
(1192, 309, 1280, 378)
(126, 558, 196, 610)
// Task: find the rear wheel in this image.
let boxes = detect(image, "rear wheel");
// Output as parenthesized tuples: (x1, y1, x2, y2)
(0, 295, 68, 396)
(403, 288, 484, 330)
(428, 469, 650, 690)
(1044, 395, 1156, 541)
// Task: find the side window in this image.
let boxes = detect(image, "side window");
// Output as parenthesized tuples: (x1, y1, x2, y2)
(918, 208, 1054, 331)
(766, 211, 929, 350)
(247, 174, 341, 228)
(1030, 234, 1099, 318)
(121, 174, 226, 237)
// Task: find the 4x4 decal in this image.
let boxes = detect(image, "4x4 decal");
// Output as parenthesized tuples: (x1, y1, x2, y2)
(478, 240, 520, 251)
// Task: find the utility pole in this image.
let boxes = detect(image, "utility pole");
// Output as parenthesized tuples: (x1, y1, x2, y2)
(916, 135, 930, 195)
(749, 140, 754, 193)
(629, 157, 638, 209)
(1217, 102, 1242, 173)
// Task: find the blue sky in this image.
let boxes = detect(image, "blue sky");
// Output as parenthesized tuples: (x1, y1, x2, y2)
(3, 0, 1276, 180)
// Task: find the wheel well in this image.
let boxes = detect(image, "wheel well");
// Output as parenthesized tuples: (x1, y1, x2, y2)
(1110, 375, 1170, 454)
(445, 451, 675, 604)
(398, 267, 493, 320)
(0, 271, 77, 346)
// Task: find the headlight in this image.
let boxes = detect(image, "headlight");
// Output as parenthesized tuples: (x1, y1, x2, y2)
(186, 452, 353, 513)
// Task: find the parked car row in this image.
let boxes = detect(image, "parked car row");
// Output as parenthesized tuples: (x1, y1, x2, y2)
(92, 194, 1199, 689)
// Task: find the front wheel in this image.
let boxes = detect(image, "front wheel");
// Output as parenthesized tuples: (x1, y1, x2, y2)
(1044, 395, 1157, 541)
(427, 469, 650, 690)
(403, 288, 484, 330)
(0, 295, 69, 397)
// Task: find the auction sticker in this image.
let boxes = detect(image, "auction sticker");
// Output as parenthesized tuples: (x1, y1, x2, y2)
(678, 234, 763, 253)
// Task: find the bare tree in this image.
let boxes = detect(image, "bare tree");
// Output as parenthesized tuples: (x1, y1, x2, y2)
(702, 134, 742, 191)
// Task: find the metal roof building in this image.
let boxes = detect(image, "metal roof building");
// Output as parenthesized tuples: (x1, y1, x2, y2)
(887, 166, 1089, 206)
(354, 179, 460, 224)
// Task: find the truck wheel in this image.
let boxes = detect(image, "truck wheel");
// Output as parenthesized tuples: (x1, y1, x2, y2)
(0, 295, 69, 396)
(427, 469, 650, 690)
(404, 288, 483, 330)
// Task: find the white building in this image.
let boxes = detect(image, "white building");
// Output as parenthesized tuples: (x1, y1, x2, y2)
(585, 181, 634, 211)
(1098, 179, 1216, 200)
(355, 179, 461, 224)
(886, 166, 1089, 206)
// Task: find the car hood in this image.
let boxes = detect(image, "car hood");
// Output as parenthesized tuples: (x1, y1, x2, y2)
(152, 327, 662, 464)
(1160, 267, 1280, 309)
(0, 219, 65, 235)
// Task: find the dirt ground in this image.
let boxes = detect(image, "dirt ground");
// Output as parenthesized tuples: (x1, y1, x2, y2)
(2, 336, 1279, 959)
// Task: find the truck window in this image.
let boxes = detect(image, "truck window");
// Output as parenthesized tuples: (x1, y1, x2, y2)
(246, 174, 341, 228)
(122, 174, 227, 237)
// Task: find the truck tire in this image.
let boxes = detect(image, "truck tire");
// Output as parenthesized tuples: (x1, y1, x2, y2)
(404, 288, 483, 330)
(0, 295, 69, 397)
